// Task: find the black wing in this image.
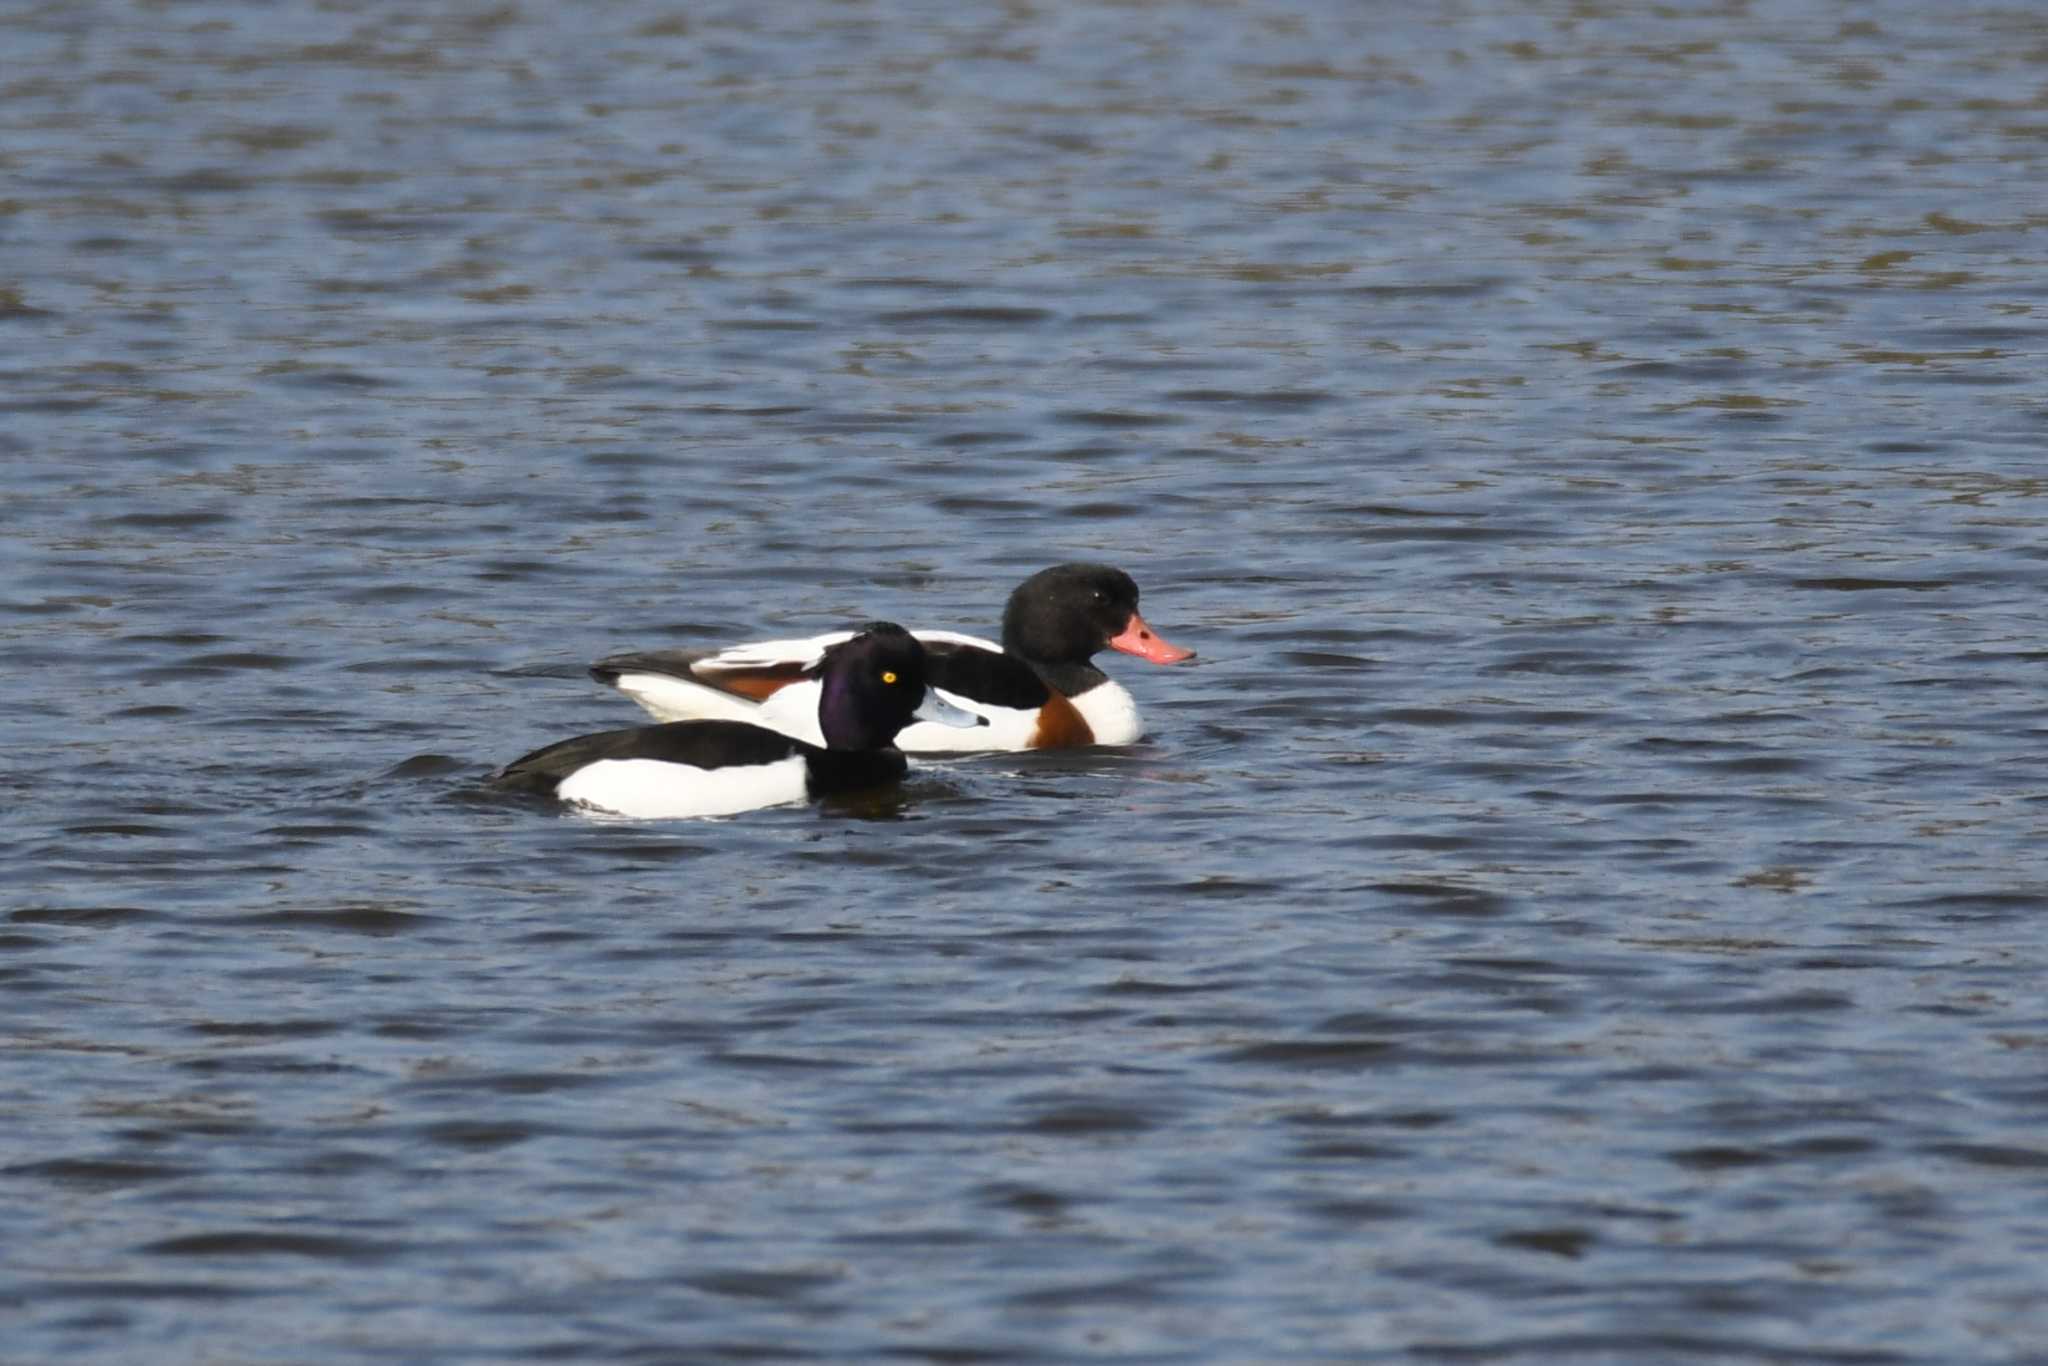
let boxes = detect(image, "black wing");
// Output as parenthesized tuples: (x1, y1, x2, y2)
(589, 648, 707, 687)
(923, 640, 1051, 710)
(493, 720, 806, 795)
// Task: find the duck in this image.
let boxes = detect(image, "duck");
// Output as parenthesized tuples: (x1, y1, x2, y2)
(589, 563, 1194, 752)
(493, 622, 984, 818)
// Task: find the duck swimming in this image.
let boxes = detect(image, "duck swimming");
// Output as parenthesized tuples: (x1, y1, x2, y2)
(590, 564, 1193, 752)
(494, 622, 983, 818)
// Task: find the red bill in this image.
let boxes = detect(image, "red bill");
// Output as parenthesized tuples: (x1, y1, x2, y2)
(1107, 612, 1194, 664)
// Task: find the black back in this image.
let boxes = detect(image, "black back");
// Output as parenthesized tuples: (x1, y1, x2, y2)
(493, 720, 804, 796)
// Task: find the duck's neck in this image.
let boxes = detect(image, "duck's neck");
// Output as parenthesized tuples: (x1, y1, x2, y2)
(1022, 655, 1109, 699)
(1001, 622, 1109, 699)
(804, 746, 909, 795)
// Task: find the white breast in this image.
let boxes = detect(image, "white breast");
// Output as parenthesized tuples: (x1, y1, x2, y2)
(1071, 681, 1142, 746)
(556, 755, 809, 819)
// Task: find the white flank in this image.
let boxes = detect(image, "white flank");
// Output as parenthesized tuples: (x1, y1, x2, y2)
(752, 682, 827, 746)
(1072, 681, 1143, 746)
(556, 755, 808, 819)
(897, 691, 1042, 752)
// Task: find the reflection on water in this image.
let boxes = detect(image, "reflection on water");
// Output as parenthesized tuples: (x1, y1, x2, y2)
(6, 0, 2048, 1360)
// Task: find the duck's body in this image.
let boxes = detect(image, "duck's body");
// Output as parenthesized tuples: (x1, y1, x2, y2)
(493, 718, 911, 820)
(496, 624, 980, 818)
(593, 565, 1191, 753)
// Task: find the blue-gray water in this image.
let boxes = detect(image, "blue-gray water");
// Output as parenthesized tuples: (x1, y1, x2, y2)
(6, 2, 2048, 1361)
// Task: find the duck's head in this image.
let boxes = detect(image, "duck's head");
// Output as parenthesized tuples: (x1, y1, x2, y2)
(1000, 563, 1195, 668)
(813, 622, 984, 750)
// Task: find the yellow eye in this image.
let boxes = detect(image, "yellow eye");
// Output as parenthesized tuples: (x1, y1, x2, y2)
(881, 671, 898, 685)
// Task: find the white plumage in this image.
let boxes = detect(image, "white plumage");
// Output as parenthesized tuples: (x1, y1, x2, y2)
(556, 756, 809, 819)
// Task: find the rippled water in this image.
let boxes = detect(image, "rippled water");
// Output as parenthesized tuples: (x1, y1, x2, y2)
(7, 1, 2048, 1360)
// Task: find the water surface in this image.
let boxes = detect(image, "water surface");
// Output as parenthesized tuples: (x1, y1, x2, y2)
(5, 2, 2048, 1361)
